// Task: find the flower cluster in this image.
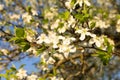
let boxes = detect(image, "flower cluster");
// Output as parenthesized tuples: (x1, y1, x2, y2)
(0, 0, 117, 80)
(15, 68, 38, 80)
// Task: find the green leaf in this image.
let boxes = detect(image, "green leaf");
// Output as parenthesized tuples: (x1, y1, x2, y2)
(14, 39, 30, 51)
(64, 11, 70, 20)
(15, 27, 25, 38)
(24, 43, 30, 51)
(6, 69, 12, 74)
(19, 64, 26, 69)
(59, 11, 70, 20)
(9, 37, 19, 42)
(91, 53, 99, 57)
(53, 68, 57, 76)
(10, 67, 16, 71)
(37, 46, 46, 55)
(74, 14, 84, 22)
(70, 0, 76, 7)
(38, 78, 46, 80)
(90, 22, 96, 29)
(96, 50, 111, 65)
(104, 37, 113, 54)
(15, 38, 25, 44)
(107, 45, 113, 54)
(26, 6, 32, 13)
(0, 74, 6, 78)
(116, 14, 120, 19)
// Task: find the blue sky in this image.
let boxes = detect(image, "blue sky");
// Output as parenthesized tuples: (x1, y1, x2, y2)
(0, 55, 40, 80)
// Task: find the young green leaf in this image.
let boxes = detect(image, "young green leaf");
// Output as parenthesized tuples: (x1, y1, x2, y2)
(15, 27, 25, 38)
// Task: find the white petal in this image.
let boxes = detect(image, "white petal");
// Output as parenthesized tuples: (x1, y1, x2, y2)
(75, 30, 82, 34)
(64, 52, 69, 58)
(79, 1, 83, 6)
(80, 34, 85, 41)
(86, 32, 91, 35)
(53, 44, 58, 48)
(84, 0, 91, 6)
(95, 41, 101, 47)
(70, 47, 76, 52)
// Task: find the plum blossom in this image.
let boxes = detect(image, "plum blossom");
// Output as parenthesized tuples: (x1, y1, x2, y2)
(53, 53, 64, 60)
(44, 8, 58, 20)
(58, 44, 76, 58)
(75, 28, 91, 41)
(46, 57, 56, 64)
(89, 35, 104, 47)
(50, 76, 64, 80)
(37, 33, 50, 44)
(0, 4, 4, 11)
(48, 31, 60, 48)
(68, 16, 76, 28)
(58, 22, 68, 33)
(65, 0, 72, 9)
(62, 37, 76, 45)
(116, 19, 120, 32)
(22, 13, 32, 23)
(31, 10, 38, 15)
(10, 14, 20, 20)
(10, 78, 15, 80)
(26, 47, 37, 55)
(27, 74, 38, 80)
(41, 51, 49, 63)
(74, 0, 91, 9)
(16, 68, 27, 79)
(0, 49, 9, 55)
(51, 19, 60, 29)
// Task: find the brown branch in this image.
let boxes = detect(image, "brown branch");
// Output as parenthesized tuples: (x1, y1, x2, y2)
(43, 53, 91, 78)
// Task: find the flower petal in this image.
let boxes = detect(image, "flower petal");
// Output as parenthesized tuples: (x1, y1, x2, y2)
(80, 34, 85, 41)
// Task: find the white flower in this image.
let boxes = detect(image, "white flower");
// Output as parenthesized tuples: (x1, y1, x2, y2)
(44, 10, 57, 20)
(10, 14, 20, 20)
(43, 24, 49, 29)
(26, 35, 34, 42)
(58, 36, 65, 40)
(10, 78, 15, 80)
(58, 23, 67, 33)
(58, 27, 67, 33)
(16, 68, 27, 79)
(41, 51, 49, 63)
(47, 57, 56, 64)
(68, 16, 76, 28)
(27, 74, 37, 80)
(0, 49, 9, 55)
(58, 44, 76, 58)
(31, 10, 38, 15)
(116, 19, 120, 32)
(74, 0, 83, 8)
(37, 33, 50, 44)
(89, 35, 104, 47)
(75, 28, 91, 41)
(65, 0, 72, 9)
(84, 0, 91, 6)
(26, 47, 37, 55)
(40, 65, 49, 71)
(48, 31, 59, 48)
(53, 53, 64, 60)
(64, 45, 76, 58)
(96, 20, 109, 28)
(62, 37, 76, 45)
(0, 4, 4, 11)
(63, 38, 71, 45)
(51, 19, 60, 29)
(22, 13, 32, 23)
(74, 0, 91, 8)
(50, 76, 64, 80)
